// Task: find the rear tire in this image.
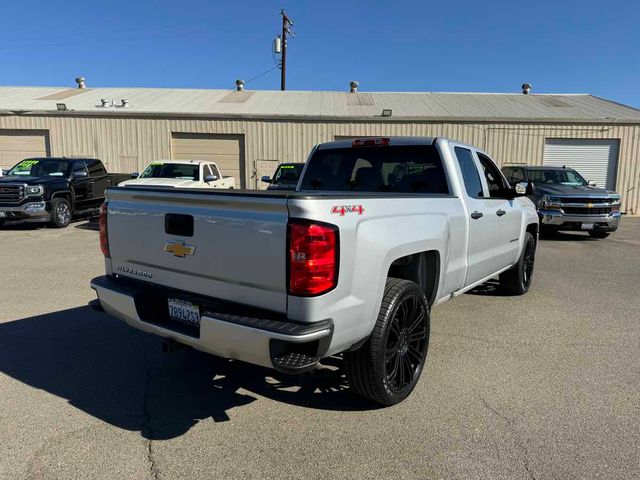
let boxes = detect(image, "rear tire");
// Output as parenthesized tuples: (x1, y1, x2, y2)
(499, 232, 536, 295)
(588, 231, 610, 239)
(50, 198, 72, 228)
(344, 278, 430, 406)
(0, 219, 5, 227)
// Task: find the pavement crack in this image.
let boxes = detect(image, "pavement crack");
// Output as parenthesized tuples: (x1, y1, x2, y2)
(136, 334, 162, 480)
(479, 395, 536, 480)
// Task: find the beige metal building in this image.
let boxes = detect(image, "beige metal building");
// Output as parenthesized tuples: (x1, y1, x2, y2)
(1, 84, 639, 214)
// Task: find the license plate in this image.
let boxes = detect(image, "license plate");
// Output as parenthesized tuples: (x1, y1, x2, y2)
(581, 223, 594, 230)
(167, 298, 200, 325)
(0, 212, 6, 218)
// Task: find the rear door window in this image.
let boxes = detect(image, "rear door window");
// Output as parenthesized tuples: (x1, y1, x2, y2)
(454, 147, 484, 197)
(299, 145, 449, 194)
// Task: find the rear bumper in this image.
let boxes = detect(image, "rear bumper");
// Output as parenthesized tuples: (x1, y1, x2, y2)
(90, 275, 333, 373)
(0, 201, 50, 222)
(538, 210, 621, 231)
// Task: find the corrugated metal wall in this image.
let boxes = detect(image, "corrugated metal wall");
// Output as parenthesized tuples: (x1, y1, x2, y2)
(0, 114, 638, 214)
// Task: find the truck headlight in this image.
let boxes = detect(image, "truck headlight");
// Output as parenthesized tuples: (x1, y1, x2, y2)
(26, 185, 44, 196)
(540, 195, 560, 208)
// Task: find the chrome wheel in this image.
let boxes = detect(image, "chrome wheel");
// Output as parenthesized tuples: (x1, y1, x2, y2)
(384, 294, 428, 394)
(56, 202, 71, 225)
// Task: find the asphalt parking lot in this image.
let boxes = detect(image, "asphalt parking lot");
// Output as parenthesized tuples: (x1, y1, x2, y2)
(0, 219, 638, 480)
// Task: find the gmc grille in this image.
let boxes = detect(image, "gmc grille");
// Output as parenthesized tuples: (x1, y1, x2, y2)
(0, 185, 25, 203)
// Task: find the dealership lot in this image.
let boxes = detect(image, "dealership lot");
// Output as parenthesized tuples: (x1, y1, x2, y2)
(0, 220, 638, 480)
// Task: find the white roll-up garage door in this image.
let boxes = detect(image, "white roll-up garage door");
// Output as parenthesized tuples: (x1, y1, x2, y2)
(543, 139, 619, 190)
(171, 133, 244, 188)
(0, 130, 50, 171)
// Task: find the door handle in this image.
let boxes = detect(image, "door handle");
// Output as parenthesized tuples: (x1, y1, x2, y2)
(496, 209, 507, 217)
(470, 211, 483, 220)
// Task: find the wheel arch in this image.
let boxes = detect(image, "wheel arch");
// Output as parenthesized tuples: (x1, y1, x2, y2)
(51, 190, 74, 208)
(387, 250, 441, 306)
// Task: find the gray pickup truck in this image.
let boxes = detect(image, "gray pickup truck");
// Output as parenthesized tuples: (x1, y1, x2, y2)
(501, 165, 622, 238)
(91, 137, 539, 405)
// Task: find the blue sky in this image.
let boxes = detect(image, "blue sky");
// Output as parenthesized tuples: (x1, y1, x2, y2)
(2, 0, 639, 107)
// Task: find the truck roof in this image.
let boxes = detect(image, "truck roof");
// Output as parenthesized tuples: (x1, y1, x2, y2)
(317, 136, 437, 150)
(23, 157, 100, 162)
(146, 159, 210, 165)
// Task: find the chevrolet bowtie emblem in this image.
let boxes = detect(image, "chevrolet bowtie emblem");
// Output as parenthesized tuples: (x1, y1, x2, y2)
(164, 241, 196, 258)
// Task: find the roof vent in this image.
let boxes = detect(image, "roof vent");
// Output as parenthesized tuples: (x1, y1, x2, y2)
(75, 76, 86, 89)
(350, 80, 359, 93)
(100, 99, 110, 108)
(120, 99, 129, 108)
(235, 79, 245, 91)
(522, 83, 532, 95)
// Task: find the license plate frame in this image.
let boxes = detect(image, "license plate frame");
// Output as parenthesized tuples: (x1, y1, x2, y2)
(167, 298, 201, 326)
(581, 223, 594, 230)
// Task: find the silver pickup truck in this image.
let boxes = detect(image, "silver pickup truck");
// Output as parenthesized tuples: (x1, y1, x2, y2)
(91, 137, 539, 405)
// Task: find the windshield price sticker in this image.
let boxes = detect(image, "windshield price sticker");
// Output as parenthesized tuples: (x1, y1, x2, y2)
(331, 205, 365, 216)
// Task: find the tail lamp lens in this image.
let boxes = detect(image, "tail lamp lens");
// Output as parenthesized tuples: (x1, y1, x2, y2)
(288, 221, 338, 296)
(99, 202, 110, 258)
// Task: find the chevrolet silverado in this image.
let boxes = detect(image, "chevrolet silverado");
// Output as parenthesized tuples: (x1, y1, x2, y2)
(91, 137, 539, 405)
(502, 165, 622, 238)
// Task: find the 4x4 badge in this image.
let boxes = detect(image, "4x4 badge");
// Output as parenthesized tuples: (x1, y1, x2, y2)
(164, 241, 196, 258)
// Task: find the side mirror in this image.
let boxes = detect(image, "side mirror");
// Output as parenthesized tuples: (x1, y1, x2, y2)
(130, 172, 139, 178)
(515, 181, 534, 195)
(204, 175, 218, 182)
(73, 171, 88, 179)
(261, 175, 272, 184)
(588, 181, 597, 187)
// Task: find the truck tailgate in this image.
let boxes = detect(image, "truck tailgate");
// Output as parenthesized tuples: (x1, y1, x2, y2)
(106, 187, 289, 313)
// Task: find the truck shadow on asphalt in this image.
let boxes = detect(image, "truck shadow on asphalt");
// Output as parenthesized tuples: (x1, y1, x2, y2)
(0, 306, 378, 440)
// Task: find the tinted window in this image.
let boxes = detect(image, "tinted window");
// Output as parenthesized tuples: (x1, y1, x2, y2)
(454, 147, 484, 197)
(87, 160, 106, 176)
(273, 164, 303, 185)
(139, 163, 200, 180)
(203, 164, 213, 177)
(209, 164, 220, 178)
(510, 168, 525, 183)
(72, 161, 88, 174)
(502, 167, 514, 181)
(477, 153, 508, 197)
(299, 145, 449, 194)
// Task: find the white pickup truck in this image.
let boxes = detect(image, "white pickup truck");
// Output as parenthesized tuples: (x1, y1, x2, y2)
(119, 160, 235, 189)
(92, 137, 539, 405)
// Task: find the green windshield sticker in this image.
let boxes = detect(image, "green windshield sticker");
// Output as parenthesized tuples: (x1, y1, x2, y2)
(149, 162, 163, 166)
(279, 165, 295, 169)
(14, 159, 38, 171)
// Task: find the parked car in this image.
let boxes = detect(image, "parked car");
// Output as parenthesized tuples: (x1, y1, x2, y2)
(0, 157, 129, 228)
(261, 163, 304, 190)
(119, 160, 235, 189)
(502, 165, 621, 238)
(91, 137, 539, 405)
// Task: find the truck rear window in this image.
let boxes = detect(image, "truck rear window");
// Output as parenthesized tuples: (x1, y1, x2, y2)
(299, 145, 449, 194)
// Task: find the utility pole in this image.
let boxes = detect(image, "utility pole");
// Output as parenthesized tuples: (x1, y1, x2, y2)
(280, 10, 293, 91)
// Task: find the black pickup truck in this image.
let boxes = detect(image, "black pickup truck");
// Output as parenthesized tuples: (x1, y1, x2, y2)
(0, 157, 129, 228)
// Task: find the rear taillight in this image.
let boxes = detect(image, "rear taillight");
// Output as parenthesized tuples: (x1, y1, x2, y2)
(99, 202, 110, 258)
(352, 137, 390, 147)
(288, 221, 338, 296)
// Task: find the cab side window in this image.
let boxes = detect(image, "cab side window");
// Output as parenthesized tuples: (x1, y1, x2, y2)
(87, 160, 106, 177)
(510, 168, 525, 183)
(71, 161, 88, 175)
(477, 153, 509, 198)
(209, 164, 220, 178)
